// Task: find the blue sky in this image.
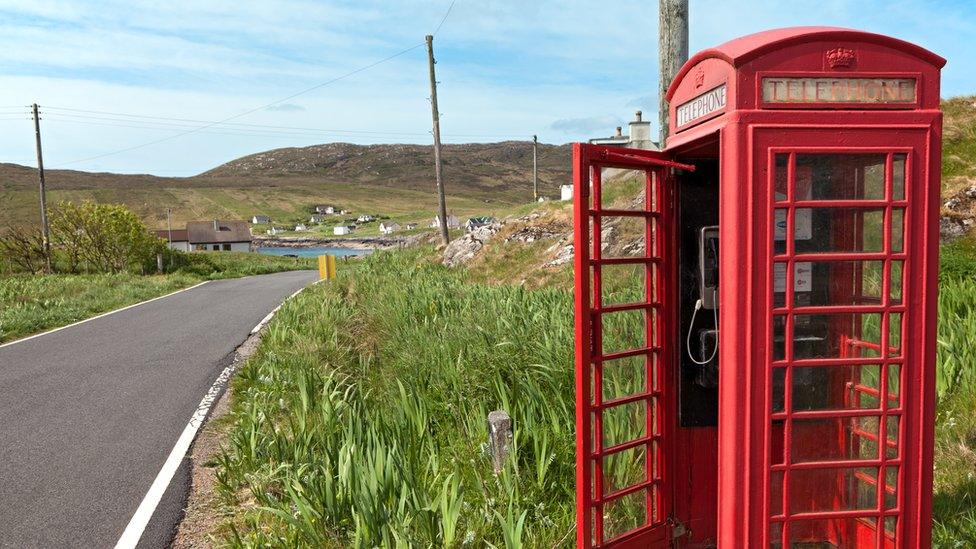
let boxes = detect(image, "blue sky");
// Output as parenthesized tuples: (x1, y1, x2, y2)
(0, 0, 972, 176)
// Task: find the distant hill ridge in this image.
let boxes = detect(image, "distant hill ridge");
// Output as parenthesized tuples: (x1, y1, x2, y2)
(0, 141, 572, 227)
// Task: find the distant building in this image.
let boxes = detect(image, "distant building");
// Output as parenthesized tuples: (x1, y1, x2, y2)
(357, 214, 375, 223)
(315, 205, 335, 214)
(267, 227, 282, 236)
(560, 184, 573, 201)
(405, 223, 418, 230)
(430, 214, 460, 230)
(588, 111, 658, 150)
(465, 216, 495, 232)
(186, 220, 252, 252)
(310, 214, 328, 223)
(339, 209, 349, 215)
(333, 225, 353, 236)
(153, 229, 191, 252)
(294, 223, 308, 232)
(251, 215, 270, 224)
(379, 221, 400, 235)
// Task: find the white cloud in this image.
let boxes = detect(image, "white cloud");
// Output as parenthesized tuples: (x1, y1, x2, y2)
(0, 0, 971, 174)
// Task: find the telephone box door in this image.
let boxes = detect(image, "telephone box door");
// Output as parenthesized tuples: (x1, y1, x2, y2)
(573, 144, 693, 548)
(754, 127, 933, 548)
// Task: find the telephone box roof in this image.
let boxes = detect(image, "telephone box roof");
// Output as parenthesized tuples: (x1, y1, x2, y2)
(665, 26, 946, 102)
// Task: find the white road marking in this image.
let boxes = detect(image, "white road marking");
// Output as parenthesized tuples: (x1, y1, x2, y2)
(0, 281, 210, 349)
(114, 278, 319, 549)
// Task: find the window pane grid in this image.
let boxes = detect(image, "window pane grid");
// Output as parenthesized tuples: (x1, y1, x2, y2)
(585, 164, 668, 545)
(767, 151, 908, 548)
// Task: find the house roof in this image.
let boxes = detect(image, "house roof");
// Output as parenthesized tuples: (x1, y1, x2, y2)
(186, 220, 252, 244)
(154, 229, 189, 242)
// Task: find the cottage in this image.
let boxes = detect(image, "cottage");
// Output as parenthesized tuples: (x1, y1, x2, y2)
(251, 215, 270, 224)
(294, 223, 308, 232)
(153, 229, 191, 252)
(186, 220, 252, 252)
(310, 214, 328, 223)
(357, 214, 375, 223)
(430, 214, 460, 230)
(405, 223, 418, 230)
(588, 110, 658, 150)
(465, 216, 495, 232)
(314, 205, 335, 214)
(379, 221, 400, 235)
(333, 225, 353, 236)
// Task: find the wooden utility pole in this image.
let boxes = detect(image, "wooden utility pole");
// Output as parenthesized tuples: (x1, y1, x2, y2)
(426, 34, 450, 246)
(32, 103, 51, 273)
(658, 0, 688, 146)
(532, 135, 538, 201)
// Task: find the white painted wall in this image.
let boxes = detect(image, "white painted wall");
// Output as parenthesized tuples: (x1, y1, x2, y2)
(561, 185, 573, 201)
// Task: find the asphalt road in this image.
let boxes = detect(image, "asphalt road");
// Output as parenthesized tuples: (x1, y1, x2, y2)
(0, 269, 318, 548)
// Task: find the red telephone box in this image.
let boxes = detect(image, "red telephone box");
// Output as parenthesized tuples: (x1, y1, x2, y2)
(573, 27, 944, 548)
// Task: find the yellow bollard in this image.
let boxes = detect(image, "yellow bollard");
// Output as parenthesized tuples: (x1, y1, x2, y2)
(327, 254, 337, 279)
(318, 254, 338, 280)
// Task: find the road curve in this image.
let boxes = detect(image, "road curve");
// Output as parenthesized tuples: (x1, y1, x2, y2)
(0, 269, 318, 548)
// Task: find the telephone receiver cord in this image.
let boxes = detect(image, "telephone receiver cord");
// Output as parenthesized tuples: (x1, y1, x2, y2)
(686, 291, 719, 366)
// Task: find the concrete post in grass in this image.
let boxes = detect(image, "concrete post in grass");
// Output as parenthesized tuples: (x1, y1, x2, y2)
(487, 410, 513, 474)
(156, 253, 164, 274)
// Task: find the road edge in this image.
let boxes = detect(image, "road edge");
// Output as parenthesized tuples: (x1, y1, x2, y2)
(114, 277, 322, 549)
(0, 280, 211, 349)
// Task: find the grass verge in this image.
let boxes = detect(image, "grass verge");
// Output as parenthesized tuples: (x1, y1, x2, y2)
(0, 252, 314, 343)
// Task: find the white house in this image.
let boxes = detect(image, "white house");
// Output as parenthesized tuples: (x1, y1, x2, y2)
(430, 214, 460, 230)
(357, 214, 375, 223)
(251, 215, 270, 224)
(379, 221, 400, 235)
(154, 229, 191, 252)
(310, 214, 328, 223)
(588, 111, 658, 150)
(294, 223, 308, 232)
(185, 220, 252, 252)
(315, 205, 335, 214)
(333, 225, 353, 236)
(560, 184, 573, 201)
(405, 223, 418, 230)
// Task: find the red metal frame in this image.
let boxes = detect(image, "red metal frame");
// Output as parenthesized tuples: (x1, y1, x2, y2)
(573, 143, 693, 548)
(764, 145, 913, 548)
(573, 27, 943, 549)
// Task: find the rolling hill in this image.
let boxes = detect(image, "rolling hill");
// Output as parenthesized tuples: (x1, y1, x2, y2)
(0, 141, 572, 230)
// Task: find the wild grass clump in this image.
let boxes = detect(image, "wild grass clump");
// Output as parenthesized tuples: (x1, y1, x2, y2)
(933, 238, 976, 547)
(215, 248, 583, 546)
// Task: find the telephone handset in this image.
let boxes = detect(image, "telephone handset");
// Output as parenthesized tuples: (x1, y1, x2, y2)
(698, 226, 719, 309)
(687, 226, 719, 370)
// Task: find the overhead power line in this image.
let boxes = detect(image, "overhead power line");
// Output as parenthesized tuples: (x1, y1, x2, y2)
(53, 43, 424, 168)
(40, 108, 520, 139)
(50, 0, 461, 169)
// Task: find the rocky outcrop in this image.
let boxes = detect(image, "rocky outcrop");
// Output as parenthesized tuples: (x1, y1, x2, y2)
(442, 222, 503, 267)
(941, 182, 976, 242)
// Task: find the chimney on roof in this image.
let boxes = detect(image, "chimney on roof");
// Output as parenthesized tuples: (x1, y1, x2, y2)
(615, 126, 623, 137)
(213, 220, 219, 231)
(635, 110, 642, 122)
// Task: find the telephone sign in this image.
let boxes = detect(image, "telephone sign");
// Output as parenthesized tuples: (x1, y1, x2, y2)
(573, 27, 944, 548)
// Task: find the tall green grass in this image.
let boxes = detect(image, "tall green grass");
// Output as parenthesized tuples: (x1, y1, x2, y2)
(216, 249, 580, 546)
